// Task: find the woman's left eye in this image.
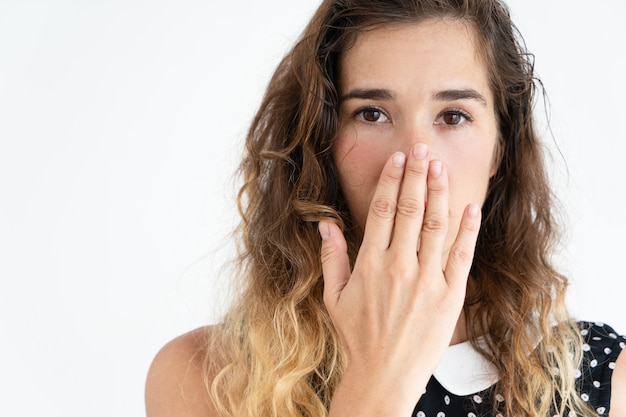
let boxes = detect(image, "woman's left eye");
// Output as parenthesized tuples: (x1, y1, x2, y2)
(435, 109, 473, 126)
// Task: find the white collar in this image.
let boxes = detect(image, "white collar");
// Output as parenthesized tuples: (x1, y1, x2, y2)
(432, 337, 499, 396)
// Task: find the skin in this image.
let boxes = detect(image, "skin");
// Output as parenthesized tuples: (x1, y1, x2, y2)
(329, 17, 500, 344)
(320, 18, 491, 416)
(145, 18, 626, 417)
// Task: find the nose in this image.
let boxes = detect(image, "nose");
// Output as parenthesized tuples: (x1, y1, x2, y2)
(401, 119, 437, 158)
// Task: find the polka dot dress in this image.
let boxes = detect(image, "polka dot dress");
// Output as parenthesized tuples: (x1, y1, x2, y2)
(411, 322, 625, 416)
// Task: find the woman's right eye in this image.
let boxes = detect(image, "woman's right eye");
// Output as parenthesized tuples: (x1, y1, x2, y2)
(354, 107, 390, 123)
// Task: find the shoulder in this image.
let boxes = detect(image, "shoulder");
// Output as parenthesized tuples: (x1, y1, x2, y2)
(578, 321, 624, 360)
(612, 346, 626, 416)
(576, 322, 626, 415)
(145, 325, 226, 417)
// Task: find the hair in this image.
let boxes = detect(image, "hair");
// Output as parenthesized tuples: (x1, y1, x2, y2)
(207, 0, 593, 416)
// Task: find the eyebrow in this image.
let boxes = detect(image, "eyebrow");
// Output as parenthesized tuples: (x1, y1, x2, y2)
(340, 87, 488, 107)
(340, 88, 395, 101)
(433, 89, 488, 107)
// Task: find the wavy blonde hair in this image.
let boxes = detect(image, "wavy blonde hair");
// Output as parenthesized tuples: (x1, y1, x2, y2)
(207, 0, 594, 416)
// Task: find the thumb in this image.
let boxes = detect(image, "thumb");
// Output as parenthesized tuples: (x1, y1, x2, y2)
(319, 221, 351, 311)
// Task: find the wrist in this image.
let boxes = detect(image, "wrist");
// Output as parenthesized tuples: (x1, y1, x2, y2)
(329, 363, 429, 417)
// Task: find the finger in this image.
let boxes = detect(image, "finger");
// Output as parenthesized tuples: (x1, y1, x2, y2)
(319, 221, 351, 312)
(389, 143, 430, 254)
(416, 160, 449, 269)
(360, 151, 407, 252)
(443, 203, 481, 289)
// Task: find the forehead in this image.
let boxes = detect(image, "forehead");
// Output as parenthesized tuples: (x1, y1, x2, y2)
(338, 19, 491, 98)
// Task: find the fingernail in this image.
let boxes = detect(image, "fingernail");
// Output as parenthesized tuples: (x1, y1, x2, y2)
(468, 203, 481, 217)
(319, 221, 330, 239)
(412, 144, 428, 160)
(392, 152, 406, 167)
(429, 160, 442, 177)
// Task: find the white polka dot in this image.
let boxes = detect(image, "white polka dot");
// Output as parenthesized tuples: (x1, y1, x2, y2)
(437, 412, 445, 417)
(592, 336, 601, 341)
(444, 395, 450, 405)
(590, 359, 598, 367)
(609, 362, 616, 370)
(604, 347, 612, 354)
(416, 412, 425, 417)
(582, 343, 591, 352)
(581, 329, 589, 336)
(473, 395, 482, 404)
(468, 413, 477, 417)
(568, 411, 577, 417)
(495, 393, 505, 402)
(593, 380, 601, 388)
(609, 333, 617, 339)
(581, 393, 589, 402)
(575, 369, 582, 378)
(597, 406, 606, 415)
(619, 341, 625, 349)
(595, 322, 605, 327)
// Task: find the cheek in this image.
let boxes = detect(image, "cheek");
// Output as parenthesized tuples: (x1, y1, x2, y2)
(444, 144, 497, 208)
(333, 133, 390, 227)
(335, 144, 385, 186)
(333, 129, 391, 187)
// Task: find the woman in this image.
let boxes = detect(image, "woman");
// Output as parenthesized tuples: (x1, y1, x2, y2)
(145, 0, 626, 416)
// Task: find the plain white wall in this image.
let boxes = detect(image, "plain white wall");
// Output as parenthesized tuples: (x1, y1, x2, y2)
(0, 1, 624, 416)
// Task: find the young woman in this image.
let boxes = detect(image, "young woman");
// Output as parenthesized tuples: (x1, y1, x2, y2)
(145, 0, 626, 416)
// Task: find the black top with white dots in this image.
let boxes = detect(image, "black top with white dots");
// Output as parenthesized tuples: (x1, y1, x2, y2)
(412, 322, 625, 417)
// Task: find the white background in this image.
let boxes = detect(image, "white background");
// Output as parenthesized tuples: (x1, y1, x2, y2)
(1, 1, 624, 416)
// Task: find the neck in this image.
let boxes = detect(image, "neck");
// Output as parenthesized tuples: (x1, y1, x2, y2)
(450, 309, 469, 346)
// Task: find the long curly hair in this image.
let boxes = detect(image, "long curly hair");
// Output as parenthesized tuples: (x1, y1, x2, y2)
(207, 1, 593, 416)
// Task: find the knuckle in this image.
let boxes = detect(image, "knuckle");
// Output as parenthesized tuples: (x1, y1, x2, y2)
(427, 182, 447, 195)
(358, 258, 375, 273)
(396, 197, 425, 217)
(381, 167, 403, 184)
(404, 163, 428, 179)
(388, 258, 413, 281)
(449, 244, 473, 263)
(461, 217, 481, 233)
(370, 197, 396, 221)
(320, 245, 336, 265)
(320, 239, 345, 265)
(422, 214, 448, 234)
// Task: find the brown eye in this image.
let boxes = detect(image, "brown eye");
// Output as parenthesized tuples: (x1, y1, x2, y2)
(355, 107, 389, 123)
(435, 109, 472, 127)
(363, 109, 382, 122)
(443, 112, 462, 125)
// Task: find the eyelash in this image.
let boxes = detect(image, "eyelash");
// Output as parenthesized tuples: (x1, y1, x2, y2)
(353, 106, 390, 123)
(436, 108, 474, 127)
(351, 106, 474, 127)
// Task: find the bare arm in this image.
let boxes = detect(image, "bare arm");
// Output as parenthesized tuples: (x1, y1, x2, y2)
(610, 347, 626, 416)
(145, 326, 221, 417)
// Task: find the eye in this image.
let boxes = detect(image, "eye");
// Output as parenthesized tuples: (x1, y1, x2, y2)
(354, 106, 390, 123)
(435, 109, 473, 126)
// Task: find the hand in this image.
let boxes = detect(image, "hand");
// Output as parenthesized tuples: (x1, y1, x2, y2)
(319, 143, 481, 416)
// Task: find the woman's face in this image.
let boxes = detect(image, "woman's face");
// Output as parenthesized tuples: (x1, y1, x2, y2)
(334, 18, 499, 259)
